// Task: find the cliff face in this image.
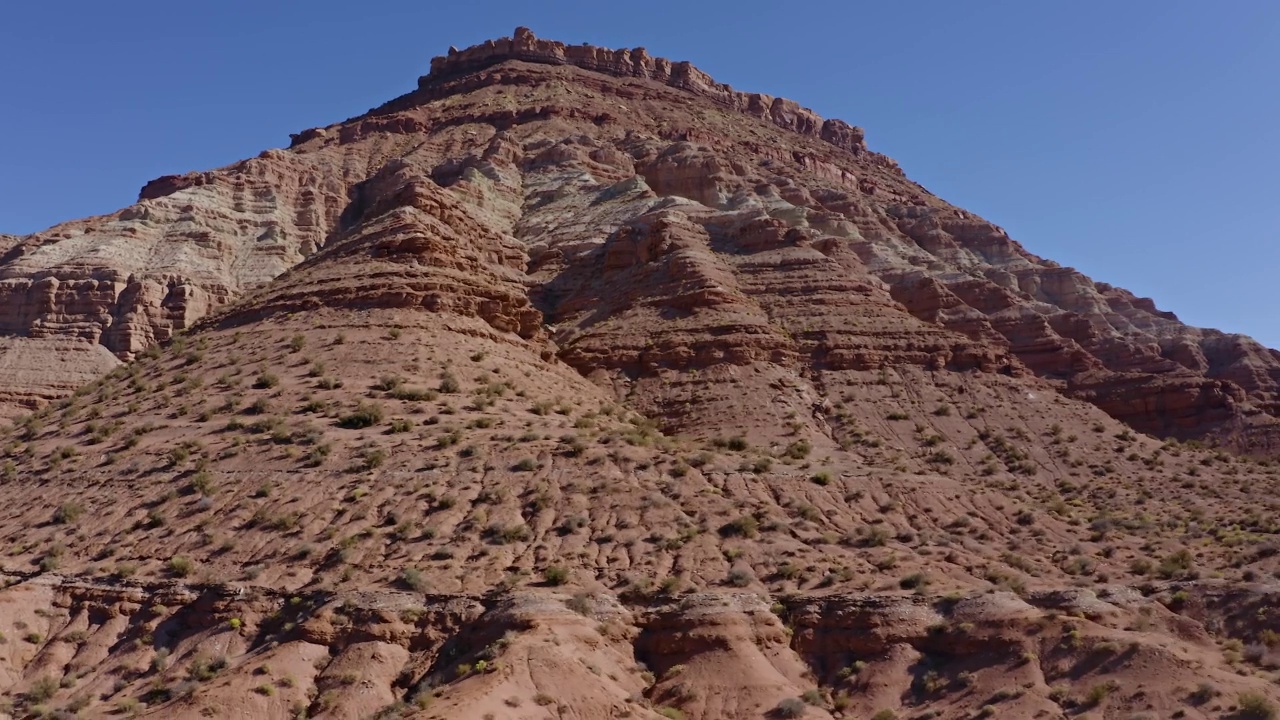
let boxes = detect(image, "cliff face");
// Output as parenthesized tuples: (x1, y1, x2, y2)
(3, 26, 1279, 454)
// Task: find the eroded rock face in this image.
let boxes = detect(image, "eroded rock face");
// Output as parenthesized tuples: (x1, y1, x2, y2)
(0, 577, 1275, 720)
(4, 26, 1280, 452)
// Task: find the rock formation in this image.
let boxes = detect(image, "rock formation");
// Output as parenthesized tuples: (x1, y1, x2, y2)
(2, 28, 1277, 455)
(0, 28, 1278, 719)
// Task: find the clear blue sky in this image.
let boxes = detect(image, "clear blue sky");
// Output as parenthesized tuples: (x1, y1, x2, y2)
(2, 1, 1277, 347)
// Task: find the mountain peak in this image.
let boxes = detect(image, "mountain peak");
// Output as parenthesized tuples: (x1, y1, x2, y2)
(414, 26, 870, 156)
(0, 29, 1278, 718)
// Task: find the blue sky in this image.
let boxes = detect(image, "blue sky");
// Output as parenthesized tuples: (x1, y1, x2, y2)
(2, 1, 1277, 347)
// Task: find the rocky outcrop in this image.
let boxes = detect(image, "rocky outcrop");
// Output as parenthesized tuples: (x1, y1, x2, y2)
(216, 160, 549, 348)
(0, 145, 369, 413)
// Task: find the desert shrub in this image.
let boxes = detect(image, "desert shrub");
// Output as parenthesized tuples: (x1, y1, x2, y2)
(189, 471, 215, 496)
(245, 398, 271, 415)
(1189, 682, 1217, 704)
(1238, 693, 1278, 720)
(720, 515, 759, 538)
(783, 440, 811, 459)
(252, 371, 279, 390)
(400, 568, 429, 592)
(810, 470, 833, 485)
(362, 447, 387, 469)
(304, 443, 332, 467)
(288, 334, 306, 352)
(438, 373, 460, 393)
(513, 457, 537, 472)
(168, 556, 196, 578)
(373, 375, 403, 392)
(27, 675, 58, 703)
(151, 648, 171, 673)
(52, 502, 84, 525)
(187, 654, 228, 681)
(859, 525, 891, 547)
(1084, 682, 1114, 707)
(543, 566, 570, 586)
(485, 523, 532, 545)
(339, 402, 383, 429)
(775, 697, 807, 717)
(390, 386, 437, 401)
(928, 450, 955, 465)
(727, 567, 754, 587)
(1158, 548, 1196, 579)
(899, 572, 929, 590)
(39, 547, 63, 572)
